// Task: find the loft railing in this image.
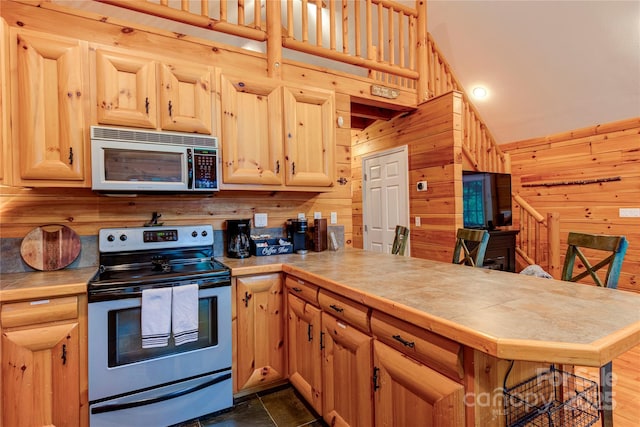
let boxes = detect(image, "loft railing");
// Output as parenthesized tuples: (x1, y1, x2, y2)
(513, 193, 561, 278)
(98, 0, 426, 93)
(95, 0, 505, 168)
(425, 34, 509, 173)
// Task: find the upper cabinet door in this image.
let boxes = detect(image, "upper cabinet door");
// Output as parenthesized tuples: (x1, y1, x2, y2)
(283, 86, 335, 187)
(11, 29, 88, 184)
(159, 62, 213, 134)
(94, 48, 158, 129)
(220, 73, 284, 185)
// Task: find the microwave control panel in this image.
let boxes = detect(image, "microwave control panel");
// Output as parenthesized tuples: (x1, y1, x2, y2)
(190, 148, 219, 190)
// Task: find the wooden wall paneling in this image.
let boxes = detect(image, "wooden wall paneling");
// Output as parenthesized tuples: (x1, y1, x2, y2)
(504, 117, 640, 293)
(351, 92, 462, 259)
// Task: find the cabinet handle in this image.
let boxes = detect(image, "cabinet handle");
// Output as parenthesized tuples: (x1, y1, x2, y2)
(168, 100, 173, 117)
(61, 344, 67, 365)
(145, 97, 150, 114)
(275, 160, 280, 174)
(392, 334, 415, 348)
(372, 367, 380, 391)
(329, 304, 343, 313)
(68, 147, 73, 165)
(242, 291, 252, 307)
(307, 324, 313, 342)
(291, 287, 302, 293)
(320, 331, 325, 350)
(291, 162, 296, 175)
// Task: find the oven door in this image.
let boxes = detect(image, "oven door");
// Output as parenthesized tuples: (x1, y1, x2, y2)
(88, 284, 231, 402)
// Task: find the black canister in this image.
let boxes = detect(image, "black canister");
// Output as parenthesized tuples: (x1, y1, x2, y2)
(226, 219, 251, 258)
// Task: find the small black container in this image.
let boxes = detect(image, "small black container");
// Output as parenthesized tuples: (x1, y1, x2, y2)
(226, 219, 251, 258)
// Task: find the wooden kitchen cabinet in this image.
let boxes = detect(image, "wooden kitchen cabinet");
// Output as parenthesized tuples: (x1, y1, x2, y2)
(9, 28, 90, 187)
(219, 73, 335, 190)
(232, 273, 286, 394)
(1, 295, 87, 427)
(286, 279, 323, 414)
(321, 312, 373, 427)
(93, 47, 214, 134)
(373, 340, 465, 427)
(282, 85, 335, 187)
(219, 73, 284, 185)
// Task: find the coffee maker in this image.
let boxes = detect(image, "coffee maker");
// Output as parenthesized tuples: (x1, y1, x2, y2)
(287, 218, 308, 254)
(227, 219, 251, 258)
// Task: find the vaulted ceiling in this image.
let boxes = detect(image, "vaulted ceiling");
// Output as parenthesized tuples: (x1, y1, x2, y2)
(426, 0, 640, 144)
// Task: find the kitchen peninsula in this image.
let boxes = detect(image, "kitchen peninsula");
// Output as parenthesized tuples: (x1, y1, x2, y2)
(223, 248, 640, 426)
(2, 249, 639, 426)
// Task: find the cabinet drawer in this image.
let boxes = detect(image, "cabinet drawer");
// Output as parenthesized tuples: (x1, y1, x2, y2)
(285, 276, 319, 305)
(318, 290, 370, 333)
(371, 310, 463, 381)
(1, 296, 78, 328)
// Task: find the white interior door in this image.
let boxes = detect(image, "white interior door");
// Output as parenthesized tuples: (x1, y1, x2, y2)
(363, 147, 409, 255)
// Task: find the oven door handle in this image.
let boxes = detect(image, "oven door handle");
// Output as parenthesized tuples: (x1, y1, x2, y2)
(91, 372, 231, 414)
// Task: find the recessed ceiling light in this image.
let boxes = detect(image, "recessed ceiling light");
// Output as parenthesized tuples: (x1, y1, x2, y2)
(472, 86, 488, 99)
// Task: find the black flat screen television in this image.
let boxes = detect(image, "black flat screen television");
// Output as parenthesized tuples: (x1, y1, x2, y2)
(463, 171, 512, 230)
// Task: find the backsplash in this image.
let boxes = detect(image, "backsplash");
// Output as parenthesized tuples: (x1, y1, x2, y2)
(0, 226, 344, 274)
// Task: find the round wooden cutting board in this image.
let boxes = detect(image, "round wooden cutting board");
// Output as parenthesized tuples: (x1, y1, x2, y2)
(20, 224, 82, 271)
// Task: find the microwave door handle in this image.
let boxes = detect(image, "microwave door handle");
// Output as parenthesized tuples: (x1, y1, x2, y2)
(91, 372, 231, 414)
(187, 148, 194, 189)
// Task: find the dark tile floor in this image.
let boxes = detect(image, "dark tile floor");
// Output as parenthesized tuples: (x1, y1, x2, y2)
(174, 385, 326, 427)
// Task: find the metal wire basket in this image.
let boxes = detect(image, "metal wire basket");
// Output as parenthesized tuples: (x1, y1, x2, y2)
(504, 365, 600, 427)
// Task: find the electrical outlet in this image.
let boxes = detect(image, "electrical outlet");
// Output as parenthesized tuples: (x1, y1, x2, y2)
(330, 212, 338, 224)
(417, 181, 427, 192)
(619, 208, 640, 218)
(254, 213, 268, 227)
(314, 212, 322, 219)
(415, 216, 421, 226)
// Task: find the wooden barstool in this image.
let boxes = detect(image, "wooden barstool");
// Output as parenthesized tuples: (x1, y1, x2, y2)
(452, 228, 489, 267)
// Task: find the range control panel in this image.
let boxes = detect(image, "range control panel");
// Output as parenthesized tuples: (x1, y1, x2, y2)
(99, 225, 214, 252)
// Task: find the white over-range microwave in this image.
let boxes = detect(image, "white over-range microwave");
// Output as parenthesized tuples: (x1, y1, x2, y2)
(91, 125, 219, 192)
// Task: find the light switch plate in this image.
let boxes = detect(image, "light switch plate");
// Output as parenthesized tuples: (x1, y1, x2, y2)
(314, 212, 322, 219)
(254, 213, 268, 227)
(297, 212, 306, 220)
(330, 212, 338, 224)
(619, 208, 640, 217)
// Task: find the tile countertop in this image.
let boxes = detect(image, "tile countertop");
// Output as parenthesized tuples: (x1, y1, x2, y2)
(222, 248, 640, 367)
(0, 266, 97, 302)
(2, 249, 639, 366)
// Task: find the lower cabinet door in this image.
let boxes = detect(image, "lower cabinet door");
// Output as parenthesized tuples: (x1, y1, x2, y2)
(2, 321, 81, 427)
(287, 293, 323, 414)
(322, 313, 373, 427)
(373, 340, 465, 427)
(234, 273, 285, 393)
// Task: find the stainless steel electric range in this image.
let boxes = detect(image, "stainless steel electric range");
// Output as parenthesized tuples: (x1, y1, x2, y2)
(87, 225, 232, 427)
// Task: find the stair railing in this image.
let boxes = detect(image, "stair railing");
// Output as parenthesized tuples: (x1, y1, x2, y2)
(513, 193, 561, 278)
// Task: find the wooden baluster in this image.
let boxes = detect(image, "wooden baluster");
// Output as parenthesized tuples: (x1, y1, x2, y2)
(315, 0, 323, 46)
(354, 0, 361, 57)
(287, 0, 294, 38)
(200, 0, 208, 17)
(220, 0, 227, 22)
(377, 1, 383, 62)
(366, 0, 373, 60)
(341, 0, 349, 54)
(302, 0, 309, 43)
(238, 0, 245, 26)
(254, 0, 262, 29)
(329, 0, 336, 50)
(181, 0, 189, 12)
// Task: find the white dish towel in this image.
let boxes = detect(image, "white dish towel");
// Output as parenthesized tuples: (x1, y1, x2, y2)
(172, 284, 199, 346)
(141, 287, 172, 348)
